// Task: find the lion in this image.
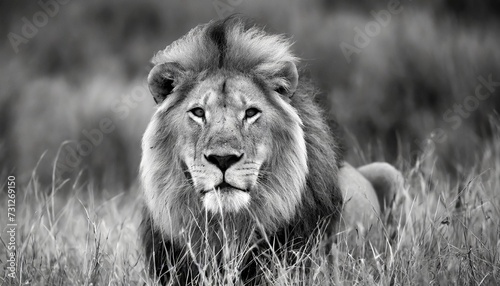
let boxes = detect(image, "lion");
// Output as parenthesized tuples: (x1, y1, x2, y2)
(140, 16, 404, 285)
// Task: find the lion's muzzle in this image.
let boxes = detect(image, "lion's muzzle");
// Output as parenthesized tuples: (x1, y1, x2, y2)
(204, 153, 243, 173)
(186, 151, 261, 213)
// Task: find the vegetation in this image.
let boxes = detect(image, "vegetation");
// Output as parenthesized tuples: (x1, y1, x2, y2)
(2, 119, 499, 285)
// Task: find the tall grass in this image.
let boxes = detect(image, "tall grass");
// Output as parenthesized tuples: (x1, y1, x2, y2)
(2, 121, 499, 285)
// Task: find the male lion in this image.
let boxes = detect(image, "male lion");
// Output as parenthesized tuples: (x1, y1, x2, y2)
(140, 16, 403, 285)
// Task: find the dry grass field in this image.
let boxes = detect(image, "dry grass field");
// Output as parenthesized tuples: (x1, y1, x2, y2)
(2, 122, 499, 285)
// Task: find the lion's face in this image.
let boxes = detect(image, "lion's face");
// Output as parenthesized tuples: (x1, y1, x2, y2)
(178, 74, 273, 213)
(140, 19, 319, 235)
(142, 70, 309, 228)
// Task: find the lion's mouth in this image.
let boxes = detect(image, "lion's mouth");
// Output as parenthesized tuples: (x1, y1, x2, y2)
(201, 182, 247, 194)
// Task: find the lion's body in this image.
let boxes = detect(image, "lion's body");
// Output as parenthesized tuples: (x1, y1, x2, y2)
(140, 17, 403, 285)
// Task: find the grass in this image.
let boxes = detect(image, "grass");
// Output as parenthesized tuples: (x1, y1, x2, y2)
(1, 122, 499, 285)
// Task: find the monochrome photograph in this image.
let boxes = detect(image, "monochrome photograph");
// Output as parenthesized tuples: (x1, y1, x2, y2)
(1, 0, 499, 285)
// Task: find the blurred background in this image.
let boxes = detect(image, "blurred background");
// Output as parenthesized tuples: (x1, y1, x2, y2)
(1, 0, 499, 191)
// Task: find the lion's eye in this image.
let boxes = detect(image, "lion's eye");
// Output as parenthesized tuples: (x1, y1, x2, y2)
(190, 107, 205, 118)
(245, 108, 260, 118)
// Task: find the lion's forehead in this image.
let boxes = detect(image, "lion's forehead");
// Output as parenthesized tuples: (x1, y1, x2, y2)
(188, 75, 267, 111)
(176, 75, 271, 157)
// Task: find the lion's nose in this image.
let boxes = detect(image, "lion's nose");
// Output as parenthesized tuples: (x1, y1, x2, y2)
(205, 154, 243, 172)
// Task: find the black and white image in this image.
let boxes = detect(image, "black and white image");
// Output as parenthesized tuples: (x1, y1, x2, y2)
(1, 1, 500, 285)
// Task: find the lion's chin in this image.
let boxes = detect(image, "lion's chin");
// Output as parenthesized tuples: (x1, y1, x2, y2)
(202, 189, 251, 213)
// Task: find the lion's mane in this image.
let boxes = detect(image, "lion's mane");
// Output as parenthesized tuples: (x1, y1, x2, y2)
(140, 16, 344, 284)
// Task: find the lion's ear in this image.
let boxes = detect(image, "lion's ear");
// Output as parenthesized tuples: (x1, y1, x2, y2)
(148, 62, 185, 104)
(274, 61, 299, 97)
